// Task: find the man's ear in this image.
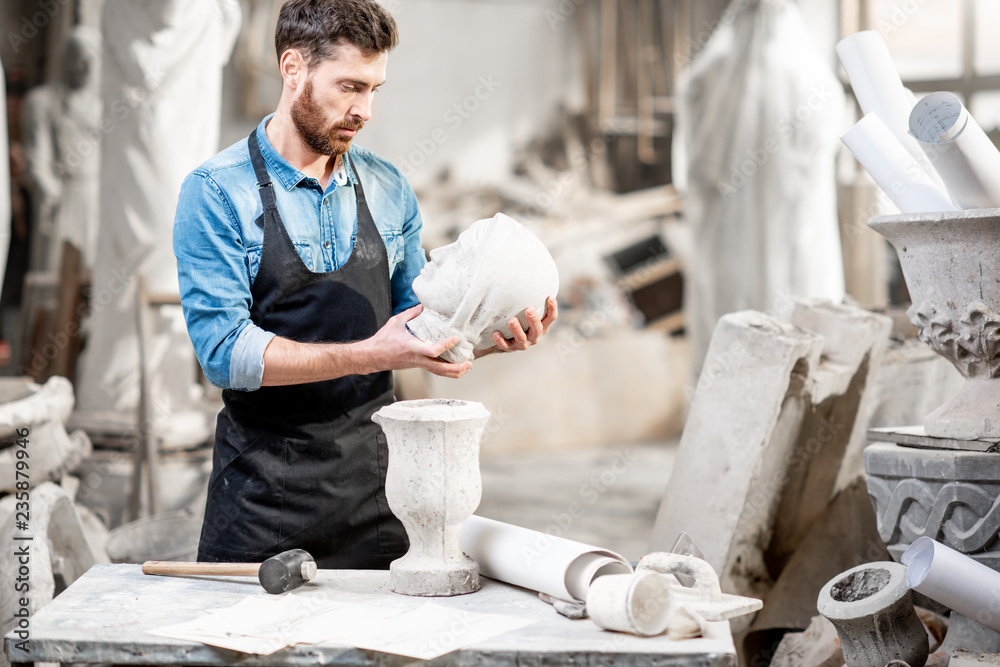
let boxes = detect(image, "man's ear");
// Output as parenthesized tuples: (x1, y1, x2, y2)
(279, 49, 307, 91)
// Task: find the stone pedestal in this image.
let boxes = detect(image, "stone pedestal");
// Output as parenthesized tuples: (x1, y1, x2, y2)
(866, 430, 1000, 658)
(865, 440, 1000, 569)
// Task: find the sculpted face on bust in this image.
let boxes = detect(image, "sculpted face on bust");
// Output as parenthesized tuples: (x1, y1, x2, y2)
(408, 212, 559, 363)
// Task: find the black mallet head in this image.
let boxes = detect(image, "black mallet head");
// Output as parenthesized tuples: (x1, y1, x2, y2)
(258, 549, 317, 594)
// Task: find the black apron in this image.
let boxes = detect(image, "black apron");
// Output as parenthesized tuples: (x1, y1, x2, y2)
(196, 131, 408, 569)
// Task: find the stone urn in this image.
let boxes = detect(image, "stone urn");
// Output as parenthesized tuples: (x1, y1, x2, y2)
(372, 398, 489, 597)
(817, 562, 928, 667)
(869, 208, 1000, 439)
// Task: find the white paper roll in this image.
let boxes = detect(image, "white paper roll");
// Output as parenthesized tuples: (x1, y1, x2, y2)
(909, 92, 1000, 209)
(904, 537, 1000, 632)
(837, 31, 945, 190)
(459, 515, 632, 602)
(842, 113, 956, 213)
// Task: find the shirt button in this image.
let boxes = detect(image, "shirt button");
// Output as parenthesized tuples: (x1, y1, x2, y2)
(324, 241, 331, 249)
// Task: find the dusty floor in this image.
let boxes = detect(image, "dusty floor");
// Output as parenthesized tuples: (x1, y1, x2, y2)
(476, 440, 678, 563)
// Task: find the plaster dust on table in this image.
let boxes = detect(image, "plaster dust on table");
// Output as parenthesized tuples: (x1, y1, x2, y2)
(147, 592, 535, 660)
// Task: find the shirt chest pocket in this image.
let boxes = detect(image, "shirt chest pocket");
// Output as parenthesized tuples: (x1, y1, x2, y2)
(247, 242, 316, 284)
(379, 231, 403, 271)
(345, 230, 403, 271)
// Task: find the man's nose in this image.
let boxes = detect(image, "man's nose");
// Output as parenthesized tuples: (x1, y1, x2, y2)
(351, 93, 374, 122)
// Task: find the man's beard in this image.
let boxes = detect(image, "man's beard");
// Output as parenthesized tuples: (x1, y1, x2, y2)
(290, 79, 364, 156)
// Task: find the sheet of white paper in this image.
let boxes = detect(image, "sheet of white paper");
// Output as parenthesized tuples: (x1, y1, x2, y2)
(842, 112, 956, 213)
(459, 515, 632, 602)
(836, 30, 945, 191)
(322, 602, 536, 661)
(148, 593, 536, 660)
(147, 595, 371, 655)
(910, 92, 1000, 209)
(148, 614, 294, 655)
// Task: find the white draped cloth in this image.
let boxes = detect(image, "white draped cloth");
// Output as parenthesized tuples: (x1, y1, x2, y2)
(75, 0, 240, 427)
(679, 0, 845, 368)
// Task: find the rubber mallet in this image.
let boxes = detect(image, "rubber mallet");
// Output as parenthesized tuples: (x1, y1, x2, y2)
(142, 548, 317, 594)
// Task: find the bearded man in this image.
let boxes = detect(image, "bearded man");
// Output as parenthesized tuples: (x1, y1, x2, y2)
(173, 0, 555, 567)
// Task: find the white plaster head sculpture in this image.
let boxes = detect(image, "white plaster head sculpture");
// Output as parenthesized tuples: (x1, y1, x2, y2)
(408, 212, 559, 363)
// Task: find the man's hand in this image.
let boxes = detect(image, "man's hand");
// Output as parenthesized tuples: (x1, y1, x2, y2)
(363, 305, 473, 378)
(475, 296, 558, 358)
(260, 305, 471, 386)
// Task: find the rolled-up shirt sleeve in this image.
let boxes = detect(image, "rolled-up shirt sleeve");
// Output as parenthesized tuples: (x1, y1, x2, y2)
(174, 171, 271, 390)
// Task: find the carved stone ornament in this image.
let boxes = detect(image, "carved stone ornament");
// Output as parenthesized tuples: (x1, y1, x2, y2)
(865, 442, 1000, 571)
(869, 209, 1000, 438)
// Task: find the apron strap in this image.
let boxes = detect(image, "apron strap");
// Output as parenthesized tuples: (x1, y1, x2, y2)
(248, 130, 278, 212)
(346, 153, 366, 205)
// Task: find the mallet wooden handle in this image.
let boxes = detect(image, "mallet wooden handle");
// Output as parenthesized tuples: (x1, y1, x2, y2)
(142, 561, 261, 576)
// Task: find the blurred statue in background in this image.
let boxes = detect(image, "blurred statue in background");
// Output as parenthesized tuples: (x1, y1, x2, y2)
(676, 0, 845, 371)
(74, 1, 241, 441)
(23, 25, 102, 271)
(407, 212, 559, 363)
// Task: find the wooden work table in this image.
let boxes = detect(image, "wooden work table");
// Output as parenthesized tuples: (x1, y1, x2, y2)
(4, 564, 736, 666)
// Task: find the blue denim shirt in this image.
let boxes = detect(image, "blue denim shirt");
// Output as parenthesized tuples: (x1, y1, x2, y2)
(173, 115, 425, 390)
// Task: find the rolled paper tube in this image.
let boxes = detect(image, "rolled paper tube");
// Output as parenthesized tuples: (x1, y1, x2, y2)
(903, 537, 1000, 632)
(837, 30, 946, 191)
(909, 92, 1000, 209)
(459, 515, 632, 602)
(842, 113, 956, 213)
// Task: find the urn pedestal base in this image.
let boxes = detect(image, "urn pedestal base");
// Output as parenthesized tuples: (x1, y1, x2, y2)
(390, 554, 481, 597)
(923, 378, 1000, 440)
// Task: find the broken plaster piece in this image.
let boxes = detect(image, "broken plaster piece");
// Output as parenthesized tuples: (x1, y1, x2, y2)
(637, 552, 763, 639)
(587, 552, 763, 640)
(539, 592, 588, 620)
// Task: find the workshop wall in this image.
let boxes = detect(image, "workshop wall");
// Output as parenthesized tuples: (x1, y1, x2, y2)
(220, 0, 583, 191)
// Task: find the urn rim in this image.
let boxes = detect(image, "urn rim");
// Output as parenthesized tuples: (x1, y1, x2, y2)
(868, 206, 1000, 231)
(816, 561, 909, 620)
(373, 398, 490, 422)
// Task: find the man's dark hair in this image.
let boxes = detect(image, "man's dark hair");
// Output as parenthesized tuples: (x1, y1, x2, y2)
(275, 0, 399, 67)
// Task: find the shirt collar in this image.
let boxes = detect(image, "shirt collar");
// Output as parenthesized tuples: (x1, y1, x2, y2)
(255, 114, 359, 191)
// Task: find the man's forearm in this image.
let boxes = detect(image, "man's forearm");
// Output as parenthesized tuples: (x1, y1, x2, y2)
(260, 335, 378, 386)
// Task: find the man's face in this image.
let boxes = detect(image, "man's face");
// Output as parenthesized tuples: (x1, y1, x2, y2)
(289, 43, 388, 157)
